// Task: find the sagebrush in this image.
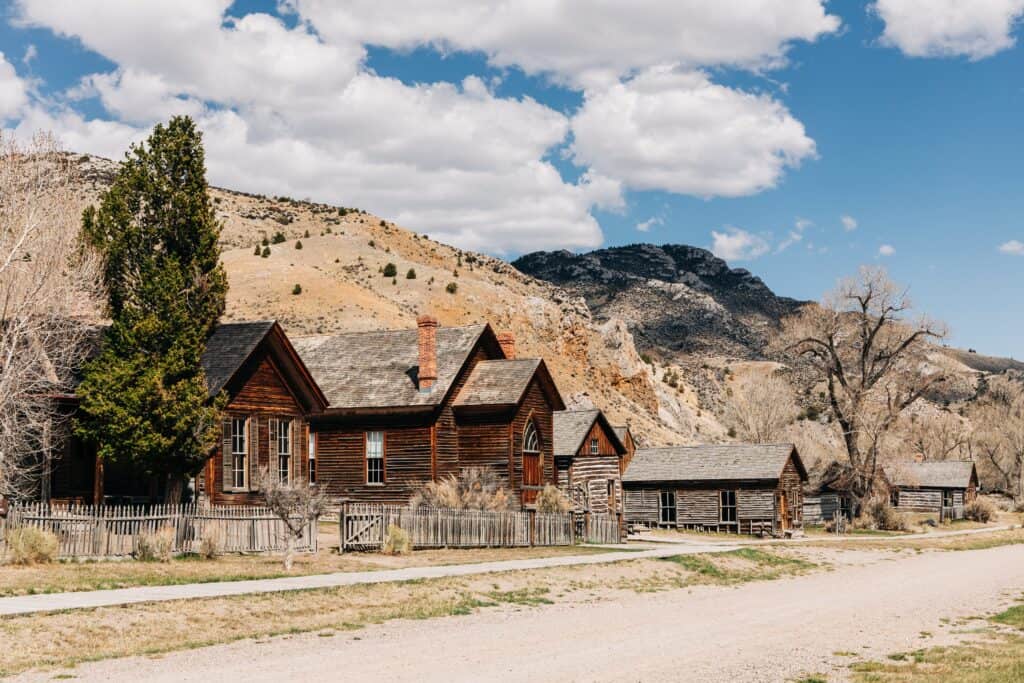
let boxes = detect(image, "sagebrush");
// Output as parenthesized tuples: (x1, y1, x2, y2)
(535, 484, 571, 513)
(4, 527, 59, 565)
(409, 466, 512, 511)
(135, 526, 176, 562)
(965, 497, 997, 523)
(382, 524, 412, 555)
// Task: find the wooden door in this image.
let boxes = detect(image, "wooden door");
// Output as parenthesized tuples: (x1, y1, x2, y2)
(523, 453, 541, 504)
(778, 492, 791, 531)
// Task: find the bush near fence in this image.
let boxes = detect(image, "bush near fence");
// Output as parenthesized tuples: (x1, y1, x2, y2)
(1, 503, 318, 560)
(340, 503, 621, 552)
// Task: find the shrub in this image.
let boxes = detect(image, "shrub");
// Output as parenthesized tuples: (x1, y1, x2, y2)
(368, 239, 375, 248)
(382, 524, 411, 555)
(303, 229, 310, 238)
(965, 497, 997, 523)
(382, 262, 397, 277)
(292, 284, 302, 295)
(535, 485, 571, 513)
(135, 526, 176, 562)
(271, 231, 286, 244)
(262, 236, 269, 246)
(856, 497, 908, 531)
(4, 527, 59, 565)
(406, 268, 416, 279)
(445, 282, 458, 294)
(253, 244, 261, 256)
(409, 467, 513, 511)
(295, 240, 303, 250)
(261, 246, 270, 258)
(198, 525, 223, 559)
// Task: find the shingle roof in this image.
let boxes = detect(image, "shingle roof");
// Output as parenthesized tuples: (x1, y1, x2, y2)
(291, 324, 487, 409)
(623, 443, 801, 484)
(889, 461, 976, 489)
(201, 321, 277, 396)
(453, 358, 543, 407)
(613, 426, 631, 444)
(553, 410, 601, 456)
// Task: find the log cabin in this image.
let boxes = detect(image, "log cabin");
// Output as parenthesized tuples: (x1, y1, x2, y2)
(46, 321, 328, 505)
(888, 461, 978, 521)
(622, 443, 807, 535)
(553, 409, 627, 513)
(291, 317, 566, 508)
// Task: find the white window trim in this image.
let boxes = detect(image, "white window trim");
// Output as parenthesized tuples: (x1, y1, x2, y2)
(308, 431, 317, 484)
(366, 431, 385, 485)
(230, 417, 249, 491)
(590, 437, 599, 455)
(277, 419, 292, 483)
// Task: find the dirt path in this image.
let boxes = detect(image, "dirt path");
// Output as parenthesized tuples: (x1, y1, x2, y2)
(17, 543, 1024, 683)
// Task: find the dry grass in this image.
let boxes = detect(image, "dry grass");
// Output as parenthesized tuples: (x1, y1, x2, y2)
(0, 548, 818, 676)
(0, 545, 616, 597)
(798, 527, 1024, 553)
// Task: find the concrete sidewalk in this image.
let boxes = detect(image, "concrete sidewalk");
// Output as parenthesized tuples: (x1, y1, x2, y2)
(0, 542, 738, 617)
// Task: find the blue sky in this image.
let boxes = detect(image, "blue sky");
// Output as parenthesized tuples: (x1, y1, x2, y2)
(0, 1, 1022, 357)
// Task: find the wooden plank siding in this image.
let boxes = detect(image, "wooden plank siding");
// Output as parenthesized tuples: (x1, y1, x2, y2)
(508, 378, 556, 505)
(562, 420, 624, 513)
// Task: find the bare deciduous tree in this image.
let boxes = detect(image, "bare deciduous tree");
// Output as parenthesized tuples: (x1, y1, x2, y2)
(0, 133, 101, 501)
(779, 267, 946, 500)
(257, 468, 328, 570)
(970, 375, 1024, 501)
(900, 410, 971, 462)
(722, 373, 798, 444)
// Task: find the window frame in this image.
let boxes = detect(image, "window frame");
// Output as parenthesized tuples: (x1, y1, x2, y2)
(523, 421, 540, 454)
(590, 437, 599, 455)
(719, 490, 738, 524)
(658, 490, 677, 526)
(942, 489, 954, 509)
(366, 431, 385, 485)
(277, 419, 292, 483)
(230, 416, 249, 490)
(308, 430, 317, 485)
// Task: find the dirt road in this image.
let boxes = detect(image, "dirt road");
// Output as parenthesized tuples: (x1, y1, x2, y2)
(17, 544, 1024, 682)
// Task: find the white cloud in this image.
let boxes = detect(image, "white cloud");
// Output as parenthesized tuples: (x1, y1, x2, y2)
(711, 227, 771, 261)
(291, 0, 840, 87)
(878, 244, 896, 256)
(841, 214, 858, 231)
(777, 218, 812, 253)
(0, 53, 28, 119)
(999, 239, 1024, 255)
(571, 67, 817, 197)
(873, 0, 1024, 60)
(22, 44, 37, 66)
(636, 217, 662, 233)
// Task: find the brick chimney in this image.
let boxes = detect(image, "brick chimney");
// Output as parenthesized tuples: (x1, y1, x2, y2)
(497, 331, 516, 359)
(417, 314, 439, 390)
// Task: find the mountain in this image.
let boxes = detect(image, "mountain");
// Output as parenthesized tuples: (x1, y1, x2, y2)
(514, 244, 805, 361)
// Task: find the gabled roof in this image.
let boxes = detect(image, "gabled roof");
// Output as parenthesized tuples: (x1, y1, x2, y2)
(623, 443, 806, 484)
(612, 425, 631, 444)
(453, 358, 566, 411)
(889, 461, 977, 489)
(202, 321, 277, 396)
(292, 324, 490, 411)
(553, 409, 626, 457)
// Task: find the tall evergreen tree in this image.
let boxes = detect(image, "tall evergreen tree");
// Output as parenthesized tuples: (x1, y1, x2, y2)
(76, 116, 228, 503)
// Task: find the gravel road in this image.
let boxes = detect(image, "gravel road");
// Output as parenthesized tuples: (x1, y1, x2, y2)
(17, 543, 1024, 683)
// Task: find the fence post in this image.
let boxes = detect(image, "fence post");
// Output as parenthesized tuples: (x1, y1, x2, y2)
(338, 501, 348, 554)
(528, 508, 536, 547)
(584, 510, 591, 543)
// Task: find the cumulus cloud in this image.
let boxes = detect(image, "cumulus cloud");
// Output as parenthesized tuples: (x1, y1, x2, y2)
(878, 244, 896, 256)
(636, 217, 662, 233)
(290, 0, 840, 87)
(999, 239, 1024, 255)
(711, 227, 771, 261)
(873, 0, 1024, 60)
(841, 214, 858, 231)
(0, 53, 28, 119)
(571, 67, 816, 197)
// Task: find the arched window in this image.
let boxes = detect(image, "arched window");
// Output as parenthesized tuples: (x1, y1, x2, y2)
(523, 420, 540, 453)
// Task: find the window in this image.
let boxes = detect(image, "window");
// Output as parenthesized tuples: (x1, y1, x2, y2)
(590, 437, 599, 454)
(720, 490, 737, 524)
(308, 431, 317, 484)
(659, 490, 676, 525)
(943, 490, 954, 508)
(523, 421, 540, 453)
(890, 489, 900, 507)
(230, 417, 248, 489)
(607, 480, 615, 511)
(277, 420, 291, 483)
(366, 431, 384, 484)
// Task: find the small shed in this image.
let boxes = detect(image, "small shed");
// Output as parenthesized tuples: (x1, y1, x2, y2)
(889, 461, 978, 520)
(553, 409, 627, 513)
(623, 443, 807, 535)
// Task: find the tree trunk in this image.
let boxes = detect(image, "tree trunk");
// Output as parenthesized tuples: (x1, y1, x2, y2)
(284, 534, 295, 571)
(165, 474, 185, 505)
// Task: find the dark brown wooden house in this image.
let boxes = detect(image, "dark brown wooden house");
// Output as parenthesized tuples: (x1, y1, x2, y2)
(623, 443, 807, 535)
(888, 461, 978, 520)
(553, 409, 627, 513)
(291, 317, 566, 508)
(613, 425, 636, 470)
(47, 321, 328, 505)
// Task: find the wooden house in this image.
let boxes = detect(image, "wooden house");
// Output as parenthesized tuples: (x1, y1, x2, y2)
(47, 321, 328, 505)
(622, 443, 807, 535)
(292, 317, 565, 508)
(613, 425, 636, 470)
(888, 461, 978, 520)
(553, 409, 627, 513)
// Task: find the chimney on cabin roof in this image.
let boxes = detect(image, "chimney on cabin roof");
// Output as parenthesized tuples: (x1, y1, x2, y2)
(497, 331, 516, 359)
(417, 314, 439, 390)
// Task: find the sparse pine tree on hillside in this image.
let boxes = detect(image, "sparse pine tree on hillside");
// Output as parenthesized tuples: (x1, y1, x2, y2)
(76, 116, 228, 504)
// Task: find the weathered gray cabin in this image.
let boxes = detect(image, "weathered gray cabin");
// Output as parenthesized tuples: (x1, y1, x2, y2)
(623, 443, 807, 535)
(889, 461, 978, 520)
(553, 409, 627, 514)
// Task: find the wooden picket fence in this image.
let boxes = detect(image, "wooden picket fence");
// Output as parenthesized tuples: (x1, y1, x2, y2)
(2, 502, 317, 559)
(340, 503, 618, 551)
(585, 513, 622, 544)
